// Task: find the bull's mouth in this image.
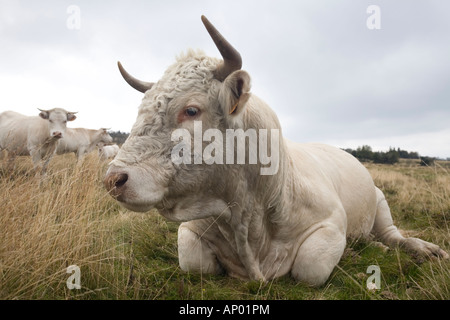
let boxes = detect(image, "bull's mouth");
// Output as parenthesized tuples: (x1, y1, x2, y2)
(106, 188, 164, 213)
(116, 200, 156, 213)
(114, 196, 175, 215)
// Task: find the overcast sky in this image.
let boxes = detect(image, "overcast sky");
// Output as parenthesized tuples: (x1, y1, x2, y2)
(1, 0, 449, 158)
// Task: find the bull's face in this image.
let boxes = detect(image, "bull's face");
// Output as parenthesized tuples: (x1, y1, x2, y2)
(38, 108, 77, 139)
(104, 16, 252, 213)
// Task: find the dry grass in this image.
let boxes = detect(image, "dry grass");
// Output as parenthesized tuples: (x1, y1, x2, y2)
(0, 154, 448, 300)
(0, 153, 129, 299)
(366, 161, 449, 244)
(363, 160, 449, 300)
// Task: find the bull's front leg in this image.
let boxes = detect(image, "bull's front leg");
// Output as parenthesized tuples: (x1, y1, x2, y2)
(177, 214, 265, 282)
(164, 196, 231, 275)
(178, 222, 224, 275)
(166, 196, 265, 281)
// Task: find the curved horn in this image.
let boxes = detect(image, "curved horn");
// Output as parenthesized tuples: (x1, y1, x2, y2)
(117, 61, 154, 93)
(201, 15, 242, 82)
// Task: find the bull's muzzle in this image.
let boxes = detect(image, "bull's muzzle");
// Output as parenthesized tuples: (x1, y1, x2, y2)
(104, 171, 128, 200)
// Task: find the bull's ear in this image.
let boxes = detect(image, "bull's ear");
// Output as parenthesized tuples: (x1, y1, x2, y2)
(219, 70, 251, 119)
(38, 109, 49, 120)
(67, 112, 77, 122)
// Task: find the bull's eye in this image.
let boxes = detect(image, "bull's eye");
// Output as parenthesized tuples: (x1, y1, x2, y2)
(185, 107, 199, 117)
(177, 106, 201, 123)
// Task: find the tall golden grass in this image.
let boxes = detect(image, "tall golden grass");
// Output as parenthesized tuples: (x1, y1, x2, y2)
(0, 153, 130, 299)
(367, 161, 449, 240)
(0, 155, 448, 299)
(361, 161, 449, 299)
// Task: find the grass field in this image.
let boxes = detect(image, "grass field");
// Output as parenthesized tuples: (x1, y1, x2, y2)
(0, 154, 448, 300)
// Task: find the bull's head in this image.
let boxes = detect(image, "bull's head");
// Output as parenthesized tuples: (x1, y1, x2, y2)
(104, 16, 255, 214)
(117, 16, 251, 121)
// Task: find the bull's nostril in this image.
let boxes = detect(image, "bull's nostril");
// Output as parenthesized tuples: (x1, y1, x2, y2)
(115, 173, 128, 188)
(104, 172, 128, 200)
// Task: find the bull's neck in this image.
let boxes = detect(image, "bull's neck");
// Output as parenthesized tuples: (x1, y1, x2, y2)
(234, 94, 291, 219)
(187, 93, 295, 229)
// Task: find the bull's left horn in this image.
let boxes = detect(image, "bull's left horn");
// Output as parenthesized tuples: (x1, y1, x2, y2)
(117, 61, 155, 93)
(201, 15, 242, 82)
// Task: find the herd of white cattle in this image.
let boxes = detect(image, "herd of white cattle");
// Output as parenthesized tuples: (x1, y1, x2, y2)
(0, 108, 120, 173)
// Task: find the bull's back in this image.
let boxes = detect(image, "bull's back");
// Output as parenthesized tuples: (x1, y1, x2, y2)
(286, 141, 377, 237)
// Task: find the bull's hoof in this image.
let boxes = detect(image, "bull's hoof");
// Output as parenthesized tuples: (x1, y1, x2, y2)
(402, 237, 449, 260)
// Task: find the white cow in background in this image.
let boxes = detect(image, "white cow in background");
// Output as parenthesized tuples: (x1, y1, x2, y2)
(98, 144, 120, 160)
(56, 128, 113, 161)
(0, 108, 77, 174)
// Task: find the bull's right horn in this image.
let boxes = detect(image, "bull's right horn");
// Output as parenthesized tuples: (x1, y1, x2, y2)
(117, 61, 155, 94)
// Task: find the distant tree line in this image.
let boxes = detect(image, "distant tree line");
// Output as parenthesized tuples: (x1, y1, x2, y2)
(105, 133, 440, 166)
(343, 146, 436, 166)
(109, 131, 129, 145)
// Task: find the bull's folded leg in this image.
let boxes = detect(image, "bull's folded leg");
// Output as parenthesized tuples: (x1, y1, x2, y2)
(177, 223, 224, 275)
(291, 223, 346, 287)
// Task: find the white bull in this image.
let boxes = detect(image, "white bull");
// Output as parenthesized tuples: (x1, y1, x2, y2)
(56, 128, 113, 161)
(0, 108, 76, 174)
(104, 16, 448, 286)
